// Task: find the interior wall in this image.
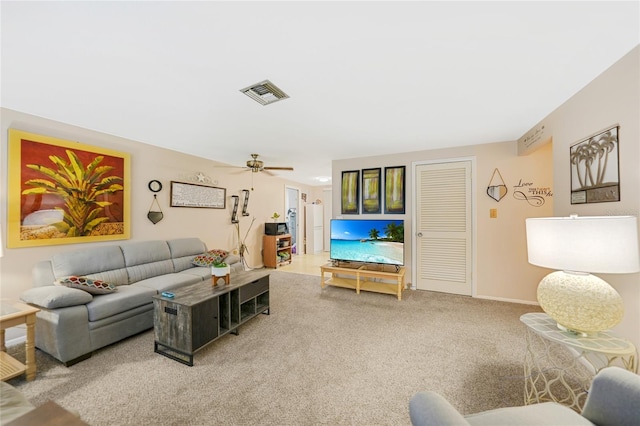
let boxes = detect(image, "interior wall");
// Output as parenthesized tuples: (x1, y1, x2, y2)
(519, 46, 640, 347)
(322, 188, 332, 251)
(0, 108, 315, 305)
(332, 139, 553, 302)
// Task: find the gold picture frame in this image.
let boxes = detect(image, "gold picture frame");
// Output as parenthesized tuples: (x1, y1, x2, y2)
(8, 129, 131, 248)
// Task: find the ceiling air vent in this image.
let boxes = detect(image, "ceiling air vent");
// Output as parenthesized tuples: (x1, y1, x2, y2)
(240, 80, 289, 105)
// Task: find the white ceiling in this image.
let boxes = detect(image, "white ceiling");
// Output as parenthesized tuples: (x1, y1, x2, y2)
(2, 1, 639, 186)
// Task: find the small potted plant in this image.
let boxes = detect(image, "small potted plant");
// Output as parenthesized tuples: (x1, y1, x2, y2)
(211, 260, 230, 285)
(271, 212, 280, 222)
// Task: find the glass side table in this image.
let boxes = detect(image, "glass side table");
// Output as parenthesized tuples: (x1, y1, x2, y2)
(520, 312, 637, 412)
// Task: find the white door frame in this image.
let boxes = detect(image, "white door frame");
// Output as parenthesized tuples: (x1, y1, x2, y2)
(284, 184, 302, 254)
(410, 157, 477, 296)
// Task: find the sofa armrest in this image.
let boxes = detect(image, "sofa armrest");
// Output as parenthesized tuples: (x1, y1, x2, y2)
(409, 391, 470, 426)
(20, 286, 93, 309)
(581, 367, 640, 426)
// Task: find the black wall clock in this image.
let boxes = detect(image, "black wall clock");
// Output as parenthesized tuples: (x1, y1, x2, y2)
(148, 180, 162, 193)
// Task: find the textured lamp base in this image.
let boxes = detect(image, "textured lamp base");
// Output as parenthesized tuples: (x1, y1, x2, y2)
(537, 271, 624, 335)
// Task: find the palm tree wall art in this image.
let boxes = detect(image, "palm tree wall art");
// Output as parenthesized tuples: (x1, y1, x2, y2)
(570, 125, 620, 204)
(8, 129, 130, 247)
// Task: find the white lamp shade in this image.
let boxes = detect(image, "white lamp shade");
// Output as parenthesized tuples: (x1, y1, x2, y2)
(526, 216, 640, 274)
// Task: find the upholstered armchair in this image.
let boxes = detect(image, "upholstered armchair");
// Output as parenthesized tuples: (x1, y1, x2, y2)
(409, 367, 640, 426)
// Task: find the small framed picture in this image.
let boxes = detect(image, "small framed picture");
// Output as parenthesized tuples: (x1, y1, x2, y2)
(361, 168, 381, 214)
(341, 170, 360, 214)
(384, 166, 405, 214)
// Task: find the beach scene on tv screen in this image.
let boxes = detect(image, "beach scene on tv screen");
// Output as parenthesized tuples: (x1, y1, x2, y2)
(330, 219, 404, 265)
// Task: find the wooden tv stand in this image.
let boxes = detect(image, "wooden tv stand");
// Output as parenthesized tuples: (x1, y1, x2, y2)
(320, 263, 406, 300)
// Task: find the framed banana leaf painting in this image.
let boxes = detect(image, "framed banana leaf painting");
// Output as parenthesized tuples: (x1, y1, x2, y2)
(8, 129, 131, 248)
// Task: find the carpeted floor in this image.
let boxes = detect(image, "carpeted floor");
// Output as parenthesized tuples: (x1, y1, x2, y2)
(6, 271, 541, 425)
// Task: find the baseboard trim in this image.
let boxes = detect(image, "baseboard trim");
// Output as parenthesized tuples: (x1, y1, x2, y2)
(475, 295, 539, 305)
(6, 336, 26, 347)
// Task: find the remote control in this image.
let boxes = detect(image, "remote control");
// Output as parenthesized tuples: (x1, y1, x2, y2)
(161, 291, 175, 298)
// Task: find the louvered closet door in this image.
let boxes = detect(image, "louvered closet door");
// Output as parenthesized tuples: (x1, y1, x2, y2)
(415, 161, 472, 295)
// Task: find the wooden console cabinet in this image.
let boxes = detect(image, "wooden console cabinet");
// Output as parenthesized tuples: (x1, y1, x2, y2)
(320, 263, 406, 300)
(263, 234, 292, 268)
(153, 270, 270, 365)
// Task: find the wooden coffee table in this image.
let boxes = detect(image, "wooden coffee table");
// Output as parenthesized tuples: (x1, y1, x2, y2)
(1, 300, 40, 381)
(154, 269, 270, 366)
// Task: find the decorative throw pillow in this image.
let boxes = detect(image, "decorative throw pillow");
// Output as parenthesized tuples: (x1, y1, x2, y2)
(192, 249, 229, 267)
(207, 249, 229, 258)
(56, 276, 117, 295)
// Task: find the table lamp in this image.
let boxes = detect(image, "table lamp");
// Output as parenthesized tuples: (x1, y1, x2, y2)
(525, 215, 640, 335)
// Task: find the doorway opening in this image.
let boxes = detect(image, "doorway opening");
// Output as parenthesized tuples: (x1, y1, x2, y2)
(285, 186, 301, 255)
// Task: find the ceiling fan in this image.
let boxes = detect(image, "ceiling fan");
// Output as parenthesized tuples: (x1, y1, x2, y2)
(244, 154, 294, 174)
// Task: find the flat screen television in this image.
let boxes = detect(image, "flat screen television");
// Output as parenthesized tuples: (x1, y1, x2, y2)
(330, 219, 404, 266)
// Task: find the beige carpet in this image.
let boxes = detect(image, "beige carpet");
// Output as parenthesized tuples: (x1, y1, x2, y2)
(6, 271, 541, 425)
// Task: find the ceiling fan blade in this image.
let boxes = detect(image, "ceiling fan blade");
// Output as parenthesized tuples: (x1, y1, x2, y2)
(213, 165, 244, 169)
(230, 167, 251, 174)
(263, 166, 294, 171)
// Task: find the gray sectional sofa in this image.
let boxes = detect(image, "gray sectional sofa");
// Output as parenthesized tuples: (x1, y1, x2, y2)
(20, 238, 240, 365)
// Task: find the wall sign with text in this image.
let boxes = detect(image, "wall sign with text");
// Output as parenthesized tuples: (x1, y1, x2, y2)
(512, 179, 553, 207)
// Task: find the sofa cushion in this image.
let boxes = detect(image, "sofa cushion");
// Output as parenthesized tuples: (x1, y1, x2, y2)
(132, 273, 202, 293)
(85, 285, 156, 322)
(126, 260, 175, 283)
(51, 245, 129, 285)
(121, 240, 174, 283)
(20, 286, 93, 309)
(83, 269, 129, 287)
(121, 240, 172, 266)
(167, 238, 207, 258)
(168, 238, 208, 272)
(56, 276, 117, 295)
(172, 256, 197, 272)
(465, 402, 590, 426)
(179, 266, 213, 281)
